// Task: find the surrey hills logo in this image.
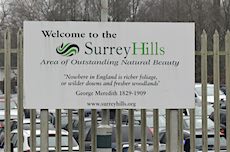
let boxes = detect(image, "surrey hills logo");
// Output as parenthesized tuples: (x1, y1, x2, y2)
(56, 43, 79, 57)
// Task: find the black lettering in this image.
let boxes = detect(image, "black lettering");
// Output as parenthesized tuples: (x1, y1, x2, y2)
(85, 42, 93, 55)
(42, 30, 52, 37)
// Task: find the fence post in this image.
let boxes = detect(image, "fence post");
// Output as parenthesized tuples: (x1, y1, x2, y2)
(40, 109, 49, 152)
(56, 109, 61, 152)
(225, 30, 230, 151)
(4, 28, 11, 152)
(79, 109, 85, 152)
(115, 109, 122, 152)
(30, 109, 36, 152)
(141, 109, 147, 151)
(213, 30, 220, 152)
(189, 109, 195, 152)
(17, 28, 23, 152)
(68, 110, 73, 152)
(201, 30, 208, 152)
(153, 109, 159, 152)
(178, 109, 183, 152)
(128, 109, 134, 152)
(91, 109, 97, 152)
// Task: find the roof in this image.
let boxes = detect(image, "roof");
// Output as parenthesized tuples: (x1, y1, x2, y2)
(23, 119, 40, 124)
(11, 129, 69, 136)
(195, 83, 215, 87)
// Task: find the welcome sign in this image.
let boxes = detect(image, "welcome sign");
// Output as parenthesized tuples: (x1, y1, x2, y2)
(24, 22, 194, 109)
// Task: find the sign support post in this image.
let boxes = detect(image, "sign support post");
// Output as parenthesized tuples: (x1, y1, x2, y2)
(167, 109, 179, 152)
(97, 0, 112, 152)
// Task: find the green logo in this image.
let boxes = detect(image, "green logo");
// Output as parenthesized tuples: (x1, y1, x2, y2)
(56, 43, 79, 57)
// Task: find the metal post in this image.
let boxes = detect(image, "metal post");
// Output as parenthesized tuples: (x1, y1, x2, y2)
(189, 109, 195, 152)
(178, 109, 183, 152)
(116, 109, 122, 152)
(17, 28, 23, 152)
(170, 110, 179, 151)
(79, 109, 85, 152)
(97, 0, 112, 151)
(30, 109, 36, 152)
(213, 30, 220, 152)
(101, 0, 109, 126)
(56, 109, 61, 152)
(40, 109, 49, 152)
(141, 109, 147, 152)
(201, 30, 208, 152)
(166, 110, 170, 152)
(101, 109, 109, 125)
(225, 31, 230, 151)
(97, 108, 112, 152)
(101, 0, 108, 22)
(153, 109, 159, 152)
(166, 110, 179, 152)
(4, 28, 11, 152)
(68, 110, 73, 152)
(91, 109, 97, 152)
(128, 109, 134, 152)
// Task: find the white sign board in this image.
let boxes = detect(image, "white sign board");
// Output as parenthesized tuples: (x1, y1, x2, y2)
(24, 21, 194, 109)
